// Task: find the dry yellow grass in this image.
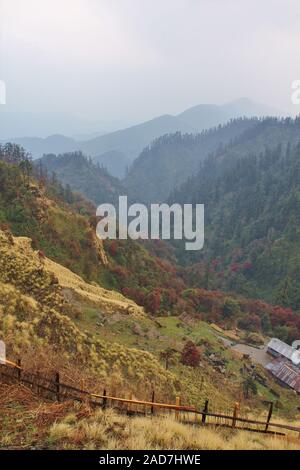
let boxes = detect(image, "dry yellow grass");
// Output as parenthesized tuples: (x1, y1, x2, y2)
(49, 408, 300, 450)
(13, 234, 144, 318)
(1, 382, 299, 451)
(44, 256, 145, 317)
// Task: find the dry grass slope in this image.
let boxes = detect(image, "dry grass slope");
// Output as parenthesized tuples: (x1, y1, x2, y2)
(1, 384, 299, 450)
(0, 230, 177, 398)
(54, 410, 299, 450)
(44, 255, 145, 317)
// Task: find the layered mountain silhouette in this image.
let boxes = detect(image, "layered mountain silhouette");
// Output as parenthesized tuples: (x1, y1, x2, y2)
(79, 98, 282, 162)
(1, 98, 283, 177)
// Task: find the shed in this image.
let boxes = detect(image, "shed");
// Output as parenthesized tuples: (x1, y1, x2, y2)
(266, 359, 300, 393)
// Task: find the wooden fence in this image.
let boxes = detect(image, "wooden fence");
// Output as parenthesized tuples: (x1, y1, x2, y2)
(1, 359, 300, 441)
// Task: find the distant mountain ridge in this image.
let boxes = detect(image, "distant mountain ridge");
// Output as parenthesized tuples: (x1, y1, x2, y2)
(79, 98, 282, 162)
(0, 134, 78, 156)
(177, 98, 282, 131)
(1, 98, 283, 173)
(79, 114, 192, 162)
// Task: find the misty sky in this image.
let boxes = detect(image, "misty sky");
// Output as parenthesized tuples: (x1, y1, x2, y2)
(1, 0, 300, 136)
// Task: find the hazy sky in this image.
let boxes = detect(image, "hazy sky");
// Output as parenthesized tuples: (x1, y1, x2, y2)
(1, 0, 300, 135)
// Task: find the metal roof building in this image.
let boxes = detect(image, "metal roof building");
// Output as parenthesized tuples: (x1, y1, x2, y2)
(266, 359, 300, 393)
(267, 338, 300, 366)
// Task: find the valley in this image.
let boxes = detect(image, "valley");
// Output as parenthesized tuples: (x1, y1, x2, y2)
(1, 116, 300, 451)
(2, 0, 300, 455)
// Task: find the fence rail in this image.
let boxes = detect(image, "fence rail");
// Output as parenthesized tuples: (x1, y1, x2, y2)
(1, 358, 300, 441)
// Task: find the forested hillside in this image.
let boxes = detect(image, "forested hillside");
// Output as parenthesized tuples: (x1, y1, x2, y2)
(36, 151, 126, 205)
(1, 143, 299, 344)
(94, 150, 130, 179)
(125, 118, 260, 203)
(1, 140, 300, 448)
(125, 117, 300, 204)
(170, 118, 300, 311)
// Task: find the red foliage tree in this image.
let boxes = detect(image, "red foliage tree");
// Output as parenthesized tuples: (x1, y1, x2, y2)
(145, 289, 161, 314)
(181, 341, 201, 367)
(108, 240, 118, 257)
(230, 263, 240, 273)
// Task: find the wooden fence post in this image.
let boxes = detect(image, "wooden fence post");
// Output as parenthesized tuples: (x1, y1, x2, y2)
(265, 402, 273, 432)
(232, 402, 240, 428)
(151, 390, 155, 415)
(175, 396, 181, 421)
(36, 371, 40, 396)
(128, 393, 133, 414)
(202, 399, 209, 424)
(55, 372, 60, 402)
(102, 389, 107, 409)
(16, 358, 22, 382)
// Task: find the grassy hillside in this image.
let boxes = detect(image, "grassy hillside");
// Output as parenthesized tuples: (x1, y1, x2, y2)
(1, 143, 300, 431)
(0, 144, 109, 279)
(1, 219, 300, 420)
(0, 228, 178, 398)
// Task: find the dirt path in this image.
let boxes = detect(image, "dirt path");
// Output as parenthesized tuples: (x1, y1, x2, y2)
(215, 333, 271, 366)
(231, 343, 270, 366)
